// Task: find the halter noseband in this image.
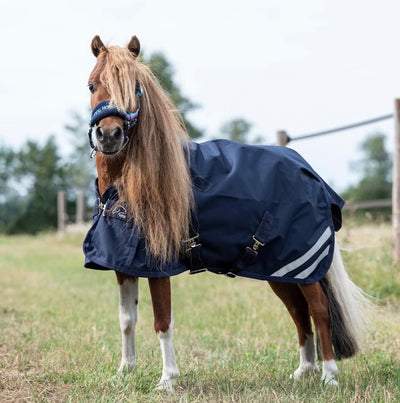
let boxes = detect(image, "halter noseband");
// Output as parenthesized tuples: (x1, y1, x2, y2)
(88, 87, 142, 157)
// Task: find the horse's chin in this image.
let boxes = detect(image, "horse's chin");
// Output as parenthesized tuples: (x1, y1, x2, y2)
(97, 143, 126, 156)
(101, 149, 121, 156)
(96, 137, 129, 157)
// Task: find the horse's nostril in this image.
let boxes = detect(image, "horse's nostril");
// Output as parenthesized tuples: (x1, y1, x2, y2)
(113, 126, 123, 140)
(95, 126, 104, 141)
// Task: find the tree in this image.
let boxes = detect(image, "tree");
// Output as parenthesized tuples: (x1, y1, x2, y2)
(63, 110, 96, 218)
(342, 133, 392, 201)
(220, 118, 252, 143)
(64, 111, 95, 189)
(0, 144, 16, 201)
(145, 52, 203, 139)
(61, 110, 97, 223)
(0, 145, 21, 232)
(0, 136, 68, 234)
(219, 118, 264, 144)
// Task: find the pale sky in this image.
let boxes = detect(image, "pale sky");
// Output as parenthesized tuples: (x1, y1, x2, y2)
(1, 0, 399, 191)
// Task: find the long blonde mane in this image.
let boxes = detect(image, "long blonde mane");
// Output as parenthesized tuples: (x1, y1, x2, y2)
(98, 46, 193, 262)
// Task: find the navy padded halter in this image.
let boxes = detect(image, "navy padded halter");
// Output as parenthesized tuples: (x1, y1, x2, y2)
(90, 101, 128, 127)
(87, 88, 142, 153)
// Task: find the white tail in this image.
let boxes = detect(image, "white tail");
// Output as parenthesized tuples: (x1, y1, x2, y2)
(322, 245, 374, 358)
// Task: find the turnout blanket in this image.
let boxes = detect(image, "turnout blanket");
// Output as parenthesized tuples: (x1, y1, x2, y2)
(83, 140, 344, 284)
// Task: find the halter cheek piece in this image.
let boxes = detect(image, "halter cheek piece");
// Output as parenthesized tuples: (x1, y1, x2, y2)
(88, 87, 143, 157)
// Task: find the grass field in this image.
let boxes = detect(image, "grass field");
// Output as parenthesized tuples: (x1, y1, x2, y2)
(1, 221, 400, 402)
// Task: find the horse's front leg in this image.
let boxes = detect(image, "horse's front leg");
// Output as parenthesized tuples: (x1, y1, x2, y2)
(148, 277, 179, 392)
(116, 272, 139, 372)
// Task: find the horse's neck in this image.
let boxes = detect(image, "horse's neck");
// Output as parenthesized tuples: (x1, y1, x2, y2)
(96, 154, 124, 195)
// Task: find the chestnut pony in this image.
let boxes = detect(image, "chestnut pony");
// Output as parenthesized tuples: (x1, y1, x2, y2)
(85, 35, 371, 391)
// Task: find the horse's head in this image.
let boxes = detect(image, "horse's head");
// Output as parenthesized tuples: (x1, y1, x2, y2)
(87, 35, 142, 156)
(87, 36, 193, 262)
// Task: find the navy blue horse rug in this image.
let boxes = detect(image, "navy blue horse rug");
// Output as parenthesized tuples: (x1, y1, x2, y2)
(83, 140, 344, 285)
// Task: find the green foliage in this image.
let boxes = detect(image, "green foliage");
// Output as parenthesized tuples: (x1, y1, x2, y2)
(62, 110, 97, 222)
(219, 118, 265, 144)
(144, 52, 203, 139)
(0, 136, 67, 234)
(221, 118, 252, 143)
(0, 145, 15, 197)
(0, 119, 97, 233)
(63, 110, 96, 191)
(343, 133, 392, 201)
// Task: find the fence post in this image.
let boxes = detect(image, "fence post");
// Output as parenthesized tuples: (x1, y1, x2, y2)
(76, 189, 85, 224)
(276, 130, 289, 146)
(392, 99, 400, 262)
(57, 191, 66, 233)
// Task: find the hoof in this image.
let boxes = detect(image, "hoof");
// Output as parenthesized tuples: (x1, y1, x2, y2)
(155, 379, 175, 393)
(291, 364, 319, 380)
(118, 360, 136, 374)
(321, 360, 338, 387)
(322, 376, 339, 387)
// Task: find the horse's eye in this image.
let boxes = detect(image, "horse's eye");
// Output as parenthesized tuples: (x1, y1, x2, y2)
(88, 83, 96, 93)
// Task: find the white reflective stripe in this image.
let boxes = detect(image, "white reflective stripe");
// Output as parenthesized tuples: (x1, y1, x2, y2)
(271, 226, 332, 278)
(294, 245, 330, 279)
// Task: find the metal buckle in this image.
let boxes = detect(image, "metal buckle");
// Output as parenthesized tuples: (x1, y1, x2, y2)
(98, 199, 107, 216)
(183, 235, 207, 274)
(246, 235, 265, 256)
(184, 234, 201, 253)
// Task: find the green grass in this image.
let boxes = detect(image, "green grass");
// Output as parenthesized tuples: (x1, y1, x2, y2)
(1, 223, 400, 402)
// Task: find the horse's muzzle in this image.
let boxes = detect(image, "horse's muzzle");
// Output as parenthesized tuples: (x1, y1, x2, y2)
(94, 125, 126, 155)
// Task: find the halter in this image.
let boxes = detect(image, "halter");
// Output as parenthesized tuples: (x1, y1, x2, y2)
(88, 87, 143, 157)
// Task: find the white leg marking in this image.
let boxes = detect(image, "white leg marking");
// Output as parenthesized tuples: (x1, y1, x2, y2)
(117, 278, 139, 372)
(322, 359, 339, 386)
(155, 314, 180, 393)
(292, 334, 319, 379)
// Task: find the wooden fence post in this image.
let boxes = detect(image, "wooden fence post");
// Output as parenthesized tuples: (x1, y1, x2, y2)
(57, 191, 66, 233)
(392, 99, 400, 262)
(276, 130, 289, 146)
(76, 189, 85, 224)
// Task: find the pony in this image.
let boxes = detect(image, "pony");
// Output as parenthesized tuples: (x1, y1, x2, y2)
(83, 35, 371, 392)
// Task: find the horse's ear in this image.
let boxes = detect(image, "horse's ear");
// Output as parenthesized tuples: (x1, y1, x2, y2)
(127, 36, 141, 57)
(91, 35, 107, 57)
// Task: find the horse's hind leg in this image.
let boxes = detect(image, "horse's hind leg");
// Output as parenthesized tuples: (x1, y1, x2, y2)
(116, 272, 139, 372)
(148, 277, 179, 392)
(268, 282, 319, 379)
(298, 282, 338, 386)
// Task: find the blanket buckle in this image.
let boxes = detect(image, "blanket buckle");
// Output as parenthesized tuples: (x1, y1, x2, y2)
(246, 235, 265, 256)
(183, 235, 207, 274)
(97, 199, 107, 216)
